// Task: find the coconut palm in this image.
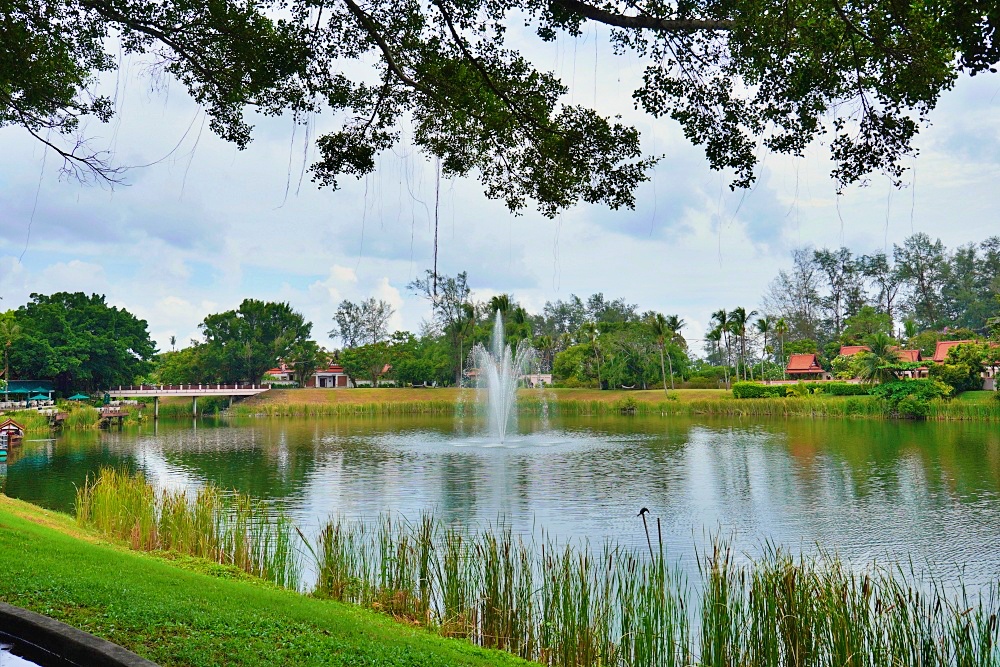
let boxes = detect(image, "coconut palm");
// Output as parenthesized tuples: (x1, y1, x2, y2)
(858, 332, 902, 385)
(711, 309, 732, 388)
(534, 335, 554, 372)
(648, 313, 673, 392)
(488, 294, 512, 316)
(755, 316, 771, 381)
(665, 315, 687, 348)
(169, 335, 177, 351)
(774, 317, 789, 379)
(729, 307, 758, 381)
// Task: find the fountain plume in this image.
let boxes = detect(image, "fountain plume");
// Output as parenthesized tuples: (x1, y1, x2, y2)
(468, 311, 536, 442)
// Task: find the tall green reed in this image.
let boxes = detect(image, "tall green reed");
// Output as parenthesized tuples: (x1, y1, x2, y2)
(76, 468, 300, 588)
(310, 514, 999, 667)
(74, 469, 1000, 667)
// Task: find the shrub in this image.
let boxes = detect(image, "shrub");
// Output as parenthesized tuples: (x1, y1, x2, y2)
(786, 383, 809, 397)
(732, 382, 785, 399)
(801, 382, 871, 396)
(870, 379, 952, 403)
(681, 379, 723, 389)
(870, 379, 950, 419)
(896, 395, 930, 419)
(613, 396, 638, 414)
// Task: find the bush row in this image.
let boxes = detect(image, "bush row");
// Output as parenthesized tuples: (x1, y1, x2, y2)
(732, 381, 871, 399)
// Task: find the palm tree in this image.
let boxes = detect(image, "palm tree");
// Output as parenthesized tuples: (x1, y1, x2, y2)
(534, 335, 554, 371)
(488, 294, 511, 316)
(711, 309, 732, 388)
(663, 315, 687, 389)
(648, 314, 672, 393)
(729, 307, 758, 381)
(581, 321, 602, 389)
(774, 317, 789, 379)
(169, 335, 177, 351)
(755, 317, 771, 382)
(858, 332, 901, 385)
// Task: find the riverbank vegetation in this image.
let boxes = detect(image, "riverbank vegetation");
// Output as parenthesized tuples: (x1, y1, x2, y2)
(68, 469, 1000, 666)
(0, 493, 531, 667)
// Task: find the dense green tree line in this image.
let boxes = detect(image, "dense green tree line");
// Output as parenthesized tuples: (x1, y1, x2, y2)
(2, 293, 155, 393)
(701, 234, 1000, 394)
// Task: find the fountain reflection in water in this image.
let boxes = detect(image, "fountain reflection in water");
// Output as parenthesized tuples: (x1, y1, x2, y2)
(468, 312, 536, 442)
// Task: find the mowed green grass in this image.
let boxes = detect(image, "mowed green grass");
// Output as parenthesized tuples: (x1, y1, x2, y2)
(0, 495, 534, 667)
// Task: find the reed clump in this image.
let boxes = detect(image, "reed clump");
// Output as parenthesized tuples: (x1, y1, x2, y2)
(310, 515, 999, 667)
(75, 468, 299, 588)
(61, 406, 100, 429)
(75, 469, 1000, 667)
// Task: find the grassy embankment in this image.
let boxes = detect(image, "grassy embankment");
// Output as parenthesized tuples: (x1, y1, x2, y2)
(221, 387, 1000, 421)
(0, 492, 532, 667)
(18, 468, 1000, 667)
(12, 386, 998, 427)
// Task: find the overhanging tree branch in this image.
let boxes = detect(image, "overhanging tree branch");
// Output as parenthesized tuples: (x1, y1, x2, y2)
(551, 0, 734, 32)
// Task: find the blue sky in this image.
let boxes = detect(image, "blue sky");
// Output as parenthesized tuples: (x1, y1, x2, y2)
(2, 32, 999, 353)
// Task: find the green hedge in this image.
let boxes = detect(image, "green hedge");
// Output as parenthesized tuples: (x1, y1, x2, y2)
(801, 382, 871, 396)
(732, 382, 786, 398)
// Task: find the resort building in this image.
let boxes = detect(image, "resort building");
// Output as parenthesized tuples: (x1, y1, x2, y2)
(931, 340, 976, 363)
(785, 354, 833, 381)
(837, 345, 928, 379)
(313, 363, 350, 388)
(264, 363, 295, 383)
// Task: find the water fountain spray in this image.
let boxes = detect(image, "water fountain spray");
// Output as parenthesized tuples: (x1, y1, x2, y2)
(468, 311, 537, 442)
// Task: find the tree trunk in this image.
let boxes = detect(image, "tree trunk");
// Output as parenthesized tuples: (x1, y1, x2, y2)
(658, 345, 668, 394)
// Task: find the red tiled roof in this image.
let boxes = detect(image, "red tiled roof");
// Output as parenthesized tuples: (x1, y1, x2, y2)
(933, 340, 975, 363)
(839, 345, 870, 357)
(786, 353, 824, 373)
(896, 349, 922, 363)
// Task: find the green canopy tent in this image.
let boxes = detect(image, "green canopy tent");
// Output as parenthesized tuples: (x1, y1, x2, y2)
(68, 393, 90, 401)
(5, 387, 30, 394)
(29, 394, 49, 401)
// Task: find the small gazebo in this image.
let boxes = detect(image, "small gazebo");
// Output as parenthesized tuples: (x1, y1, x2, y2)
(0, 418, 25, 446)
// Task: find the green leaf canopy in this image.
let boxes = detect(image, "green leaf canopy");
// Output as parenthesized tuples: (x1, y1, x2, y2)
(8, 293, 156, 394)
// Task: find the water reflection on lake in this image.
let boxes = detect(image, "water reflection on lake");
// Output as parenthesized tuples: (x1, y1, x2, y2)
(4, 414, 1000, 584)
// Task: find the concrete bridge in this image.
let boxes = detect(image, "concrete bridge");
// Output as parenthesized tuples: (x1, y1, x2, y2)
(106, 384, 271, 418)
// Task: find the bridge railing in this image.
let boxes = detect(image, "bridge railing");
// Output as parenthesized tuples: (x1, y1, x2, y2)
(109, 384, 272, 392)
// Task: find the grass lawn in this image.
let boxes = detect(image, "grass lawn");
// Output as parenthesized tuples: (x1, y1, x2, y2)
(954, 390, 997, 403)
(0, 495, 533, 667)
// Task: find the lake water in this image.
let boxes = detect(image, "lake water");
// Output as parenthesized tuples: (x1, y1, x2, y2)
(3, 414, 999, 585)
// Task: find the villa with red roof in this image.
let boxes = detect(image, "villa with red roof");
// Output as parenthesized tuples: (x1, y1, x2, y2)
(313, 363, 350, 388)
(932, 340, 975, 363)
(785, 354, 832, 380)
